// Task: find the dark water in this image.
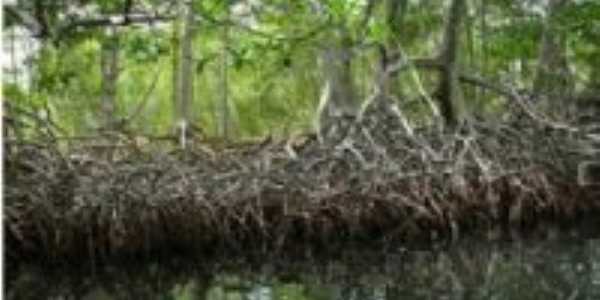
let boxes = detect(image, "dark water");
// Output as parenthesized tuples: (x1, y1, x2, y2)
(7, 230, 600, 300)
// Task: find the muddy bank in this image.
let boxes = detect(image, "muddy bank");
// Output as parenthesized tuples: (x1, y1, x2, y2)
(4, 102, 599, 265)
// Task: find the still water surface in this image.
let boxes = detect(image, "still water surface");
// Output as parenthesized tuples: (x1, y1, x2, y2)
(7, 231, 600, 300)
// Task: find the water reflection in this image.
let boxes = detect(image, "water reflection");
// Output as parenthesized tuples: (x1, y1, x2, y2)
(6, 236, 600, 300)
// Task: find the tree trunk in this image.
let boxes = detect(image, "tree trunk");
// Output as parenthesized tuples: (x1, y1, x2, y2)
(465, 0, 476, 102)
(533, 0, 573, 106)
(436, 0, 466, 127)
(310, 0, 359, 138)
(217, 3, 231, 140)
(172, 0, 198, 148)
(172, 0, 183, 130)
(385, 0, 407, 39)
(479, 0, 488, 101)
(381, 0, 408, 96)
(179, 0, 196, 137)
(320, 30, 357, 118)
(100, 26, 119, 132)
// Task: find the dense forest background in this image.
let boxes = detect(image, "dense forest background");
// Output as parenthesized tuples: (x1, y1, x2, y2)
(3, 0, 600, 142)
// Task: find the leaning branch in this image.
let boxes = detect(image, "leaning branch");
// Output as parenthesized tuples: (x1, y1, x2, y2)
(56, 13, 175, 37)
(387, 56, 580, 132)
(385, 56, 516, 100)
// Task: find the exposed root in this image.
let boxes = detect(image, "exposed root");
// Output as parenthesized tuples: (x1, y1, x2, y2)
(4, 99, 599, 264)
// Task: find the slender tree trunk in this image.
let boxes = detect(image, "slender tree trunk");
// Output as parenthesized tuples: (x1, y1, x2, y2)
(100, 26, 119, 131)
(179, 0, 196, 137)
(382, 0, 408, 96)
(479, 0, 488, 101)
(465, 1, 476, 103)
(385, 0, 407, 39)
(172, 0, 183, 129)
(218, 2, 231, 139)
(10, 26, 17, 84)
(172, 0, 198, 148)
(310, 0, 358, 138)
(315, 29, 358, 144)
(534, 0, 573, 106)
(321, 29, 357, 117)
(437, 0, 466, 127)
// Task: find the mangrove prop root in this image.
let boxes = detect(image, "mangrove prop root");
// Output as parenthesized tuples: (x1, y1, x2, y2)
(4, 101, 599, 263)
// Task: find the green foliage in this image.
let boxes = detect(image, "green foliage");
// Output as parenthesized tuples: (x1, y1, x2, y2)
(122, 28, 170, 63)
(37, 40, 98, 91)
(4, 0, 600, 140)
(487, 19, 542, 60)
(559, 1, 600, 36)
(3, 84, 28, 104)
